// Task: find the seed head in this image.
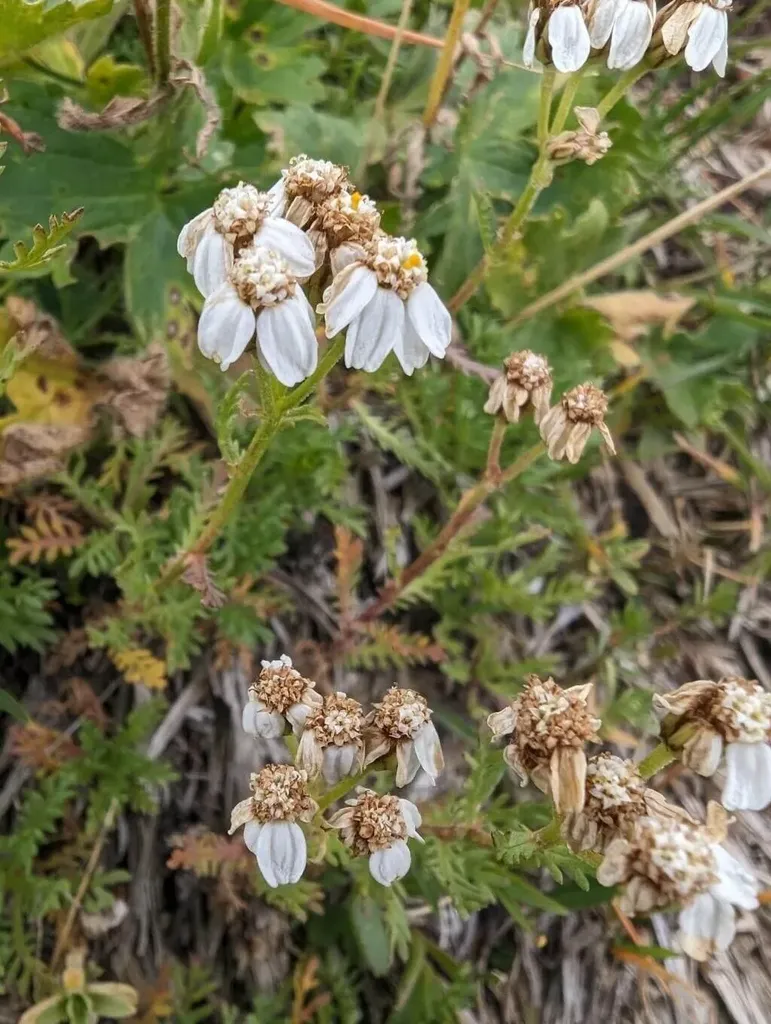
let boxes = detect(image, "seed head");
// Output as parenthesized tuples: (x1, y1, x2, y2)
(305, 692, 364, 747)
(249, 764, 316, 823)
(249, 654, 314, 714)
(336, 789, 408, 854)
(316, 191, 380, 248)
(484, 350, 553, 424)
(371, 686, 431, 740)
(513, 675, 600, 762)
(285, 155, 351, 205)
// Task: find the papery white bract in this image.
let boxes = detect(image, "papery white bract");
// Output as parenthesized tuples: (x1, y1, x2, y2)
(678, 844, 759, 959)
(177, 183, 315, 298)
(658, 0, 730, 76)
(319, 236, 451, 376)
(548, 4, 592, 72)
(197, 245, 318, 385)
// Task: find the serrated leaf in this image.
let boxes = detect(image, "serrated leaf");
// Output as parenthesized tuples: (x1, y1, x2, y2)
(0, 209, 83, 273)
(215, 370, 254, 465)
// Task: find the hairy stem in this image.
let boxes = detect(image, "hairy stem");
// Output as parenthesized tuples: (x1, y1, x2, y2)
(448, 70, 556, 312)
(156, 337, 345, 593)
(358, 439, 545, 622)
(154, 0, 172, 84)
(423, 0, 472, 127)
(134, 0, 156, 76)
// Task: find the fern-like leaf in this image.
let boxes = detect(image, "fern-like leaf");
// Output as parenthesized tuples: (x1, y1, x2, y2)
(346, 623, 445, 670)
(110, 647, 167, 690)
(7, 506, 85, 565)
(0, 209, 83, 273)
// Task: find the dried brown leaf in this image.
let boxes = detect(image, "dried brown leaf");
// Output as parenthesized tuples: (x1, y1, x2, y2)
(0, 423, 92, 486)
(96, 343, 170, 438)
(181, 552, 226, 609)
(581, 290, 696, 343)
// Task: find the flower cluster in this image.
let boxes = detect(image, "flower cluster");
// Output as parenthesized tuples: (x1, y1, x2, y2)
(178, 157, 452, 385)
(487, 674, 761, 960)
(523, 0, 729, 75)
(231, 659, 443, 888)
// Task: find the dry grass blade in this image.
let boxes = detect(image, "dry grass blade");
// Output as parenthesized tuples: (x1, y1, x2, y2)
(275, 0, 443, 46)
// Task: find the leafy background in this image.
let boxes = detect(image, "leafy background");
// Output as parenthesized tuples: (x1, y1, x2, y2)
(0, 0, 770, 1020)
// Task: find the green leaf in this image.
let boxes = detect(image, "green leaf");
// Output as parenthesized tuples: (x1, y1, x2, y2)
(0, 686, 30, 721)
(254, 106, 371, 169)
(0, 0, 112, 63)
(497, 874, 567, 914)
(124, 206, 189, 338)
(350, 893, 392, 977)
(86, 983, 139, 1017)
(0, 84, 159, 248)
(223, 40, 325, 106)
(0, 209, 83, 273)
(612, 943, 679, 961)
(215, 370, 255, 465)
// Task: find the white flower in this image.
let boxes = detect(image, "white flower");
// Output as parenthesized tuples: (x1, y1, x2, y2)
(177, 182, 315, 298)
(327, 788, 423, 887)
(229, 764, 318, 888)
(242, 654, 322, 739)
(197, 245, 318, 385)
(364, 686, 445, 787)
(589, 0, 656, 68)
(268, 155, 351, 226)
(548, 4, 592, 72)
(319, 235, 451, 376)
(678, 844, 759, 960)
(659, 0, 729, 76)
(654, 676, 771, 811)
(296, 691, 366, 785)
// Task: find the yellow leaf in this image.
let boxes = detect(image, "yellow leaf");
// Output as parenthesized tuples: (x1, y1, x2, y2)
(111, 648, 167, 690)
(609, 339, 641, 368)
(582, 290, 695, 343)
(6, 356, 97, 427)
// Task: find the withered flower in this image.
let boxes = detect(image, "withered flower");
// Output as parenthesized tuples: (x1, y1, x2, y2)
(297, 691, 366, 785)
(364, 686, 444, 787)
(654, 676, 771, 811)
(229, 764, 318, 888)
(487, 675, 601, 813)
(242, 654, 322, 739)
(484, 350, 553, 425)
(547, 108, 612, 166)
(654, 0, 730, 76)
(268, 154, 352, 228)
(539, 383, 616, 463)
(598, 803, 758, 960)
(309, 190, 381, 267)
(327, 787, 422, 886)
(565, 753, 683, 852)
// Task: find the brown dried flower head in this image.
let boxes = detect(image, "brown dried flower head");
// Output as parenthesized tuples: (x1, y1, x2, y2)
(547, 107, 612, 166)
(488, 675, 601, 813)
(280, 155, 352, 228)
(565, 753, 683, 853)
(297, 691, 366, 784)
(316, 191, 380, 249)
(229, 764, 317, 834)
(365, 686, 444, 787)
(539, 383, 616, 463)
(330, 789, 408, 855)
(484, 350, 553, 425)
(597, 814, 718, 915)
(250, 655, 317, 715)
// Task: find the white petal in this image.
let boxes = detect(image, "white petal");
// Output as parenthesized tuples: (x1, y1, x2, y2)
(712, 29, 727, 75)
(322, 743, 359, 785)
(398, 799, 423, 840)
(393, 320, 431, 376)
(324, 265, 378, 338)
(242, 701, 286, 739)
(523, 7, 541, 67)
(255, 821, 307, 888)
(254, 218, 316, 279)
(678, 892, 736, 959)
(330, 243, 367, 277)
(589, 0, 619, 47)
(608, 0, 653, 68)
(722, 742, 771, 811)
(243, 821, 262, 853)
(548, 6, 591, 72)
(369, 839, 411, 886)
(266, 179, 286, 216)
(412, 720, 444, 783)
(191, 225, 231, 297)
(256, 292, 318, 387)
(198, 283, 255, 370)
(684, 6, 727, 72)
(286, 701, 313, 734)
(712, 846, 760, 910)
(177, 208, 213, 264)
(395, 739, 421, 787)
(406, 282, 451, 358)
(345, 287, 405, 372)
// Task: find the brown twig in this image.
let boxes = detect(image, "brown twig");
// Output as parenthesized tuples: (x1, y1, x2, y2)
(51, 798, 119, 970)
(357, 438, 544, 622)
(506, 163, 771, 327)
(275, 0, 443, 47)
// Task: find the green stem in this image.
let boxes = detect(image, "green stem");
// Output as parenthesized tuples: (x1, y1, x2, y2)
(595, 66, 648, 120)
(550, 69, 583, 136)
(448, 71, 555, 312)
(156, 336, 345, 593)
(535, 814, 563, 846)
(316, 767, 374, 813)
(155, 0, 172, 84)
(637, 741, 677, 780)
